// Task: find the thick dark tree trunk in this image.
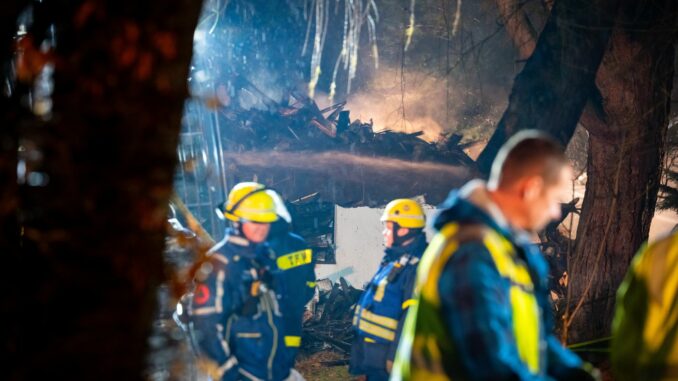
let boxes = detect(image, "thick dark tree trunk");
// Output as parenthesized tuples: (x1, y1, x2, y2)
(476, 0, 621, 173)
(565, 1, 678, 343)
(0, 0, 26, 371)
(490, 0, 678, 345)
(2, 1, 201, 379)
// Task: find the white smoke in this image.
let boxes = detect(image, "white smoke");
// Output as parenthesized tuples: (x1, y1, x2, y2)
(340, 65, 507, 143)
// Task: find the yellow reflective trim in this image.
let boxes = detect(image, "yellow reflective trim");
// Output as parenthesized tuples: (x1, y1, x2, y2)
(484, 231, 540, 374)
(276, 249, 312, 270)
(640, 234, 678, 355)
(284, 336, 301, 347)
(306, 281, 317, 288)
(364, 337, 376, 343)
(236, 332, 262, 339)
(402, 299, 417, 310)
(358, 320, 396, 341)
(374, 279, 387, 302)
(361, 309, 399, 330)
(418, 223, 460, 306)
(510, 286, 540, 373)
(483, 233, 532, 288)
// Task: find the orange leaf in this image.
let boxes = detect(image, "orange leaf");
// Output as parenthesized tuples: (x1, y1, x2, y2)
(14, 36, 50, 83)
(153, 31, 177, 60)
(119, 47, 138, 68)
(123, 22, 140, 43)
(135, 52, 154, 80)
(74, 1, 97, 28)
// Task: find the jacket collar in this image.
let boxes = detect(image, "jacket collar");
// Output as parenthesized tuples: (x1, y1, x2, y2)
(383, 233, 427, 262)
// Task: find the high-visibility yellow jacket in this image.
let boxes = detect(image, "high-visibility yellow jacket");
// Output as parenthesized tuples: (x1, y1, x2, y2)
(392, 181, 591, 381)
(612, 232, 678, 381)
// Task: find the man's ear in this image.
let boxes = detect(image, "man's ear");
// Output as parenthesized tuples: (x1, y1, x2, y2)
(397, 227, 410, 237)
(522, 176, 544, 201)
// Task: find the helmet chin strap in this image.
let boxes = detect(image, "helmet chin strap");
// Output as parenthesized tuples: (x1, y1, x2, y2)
(229, 220, 246, 238)
(392, 222, 422, 247)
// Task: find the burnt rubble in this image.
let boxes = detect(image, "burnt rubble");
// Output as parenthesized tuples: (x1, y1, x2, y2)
(202, 82, 475, 207)
(301, 278, 361, 360)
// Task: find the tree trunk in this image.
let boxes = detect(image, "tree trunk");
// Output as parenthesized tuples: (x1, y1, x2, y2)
(0, 0, 26, 370)
(565, 1, 678, 343)
(495, 0, 538, 60)
(3, 1, 202, 379)
(476, 0, 621, 173)
(493, 0, 678, 344)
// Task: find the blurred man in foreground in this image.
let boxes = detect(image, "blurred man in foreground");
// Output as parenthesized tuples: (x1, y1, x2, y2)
(392, 131, 597, 381)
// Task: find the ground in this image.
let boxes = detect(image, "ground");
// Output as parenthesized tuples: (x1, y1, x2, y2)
(296, 351, 353, 381)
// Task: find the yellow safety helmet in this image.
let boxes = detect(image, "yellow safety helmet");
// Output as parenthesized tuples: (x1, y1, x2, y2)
(223, 182, 278, 224)
(380, 199, 426, 229)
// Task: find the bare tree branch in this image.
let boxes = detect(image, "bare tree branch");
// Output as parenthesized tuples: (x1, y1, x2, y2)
(477, 0, 623, 173)
(495, 0, 538, 60)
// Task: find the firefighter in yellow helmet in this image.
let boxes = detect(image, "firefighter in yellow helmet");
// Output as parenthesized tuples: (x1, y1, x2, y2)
(186, 182, 302, 381)
(349, 199, 428, 381)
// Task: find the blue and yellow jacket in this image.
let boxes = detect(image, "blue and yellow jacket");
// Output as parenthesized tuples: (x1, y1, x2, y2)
(392, 181, 592, 381)
(188, 229, 290, 381)
(267, 221, 316, 370)
(350, 234, 427, 376)
(612, 232, 678, 381)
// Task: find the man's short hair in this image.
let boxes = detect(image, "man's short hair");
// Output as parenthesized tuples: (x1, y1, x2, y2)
(488, 130, 569, 190)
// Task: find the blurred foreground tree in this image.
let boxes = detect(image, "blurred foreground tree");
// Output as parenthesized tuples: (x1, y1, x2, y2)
(0, 0, 202, 379)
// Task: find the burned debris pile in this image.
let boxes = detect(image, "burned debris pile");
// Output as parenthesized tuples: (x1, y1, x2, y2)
(301, 278, 362, 360)
(197, 83, 475, 206)
(216, 87, 472, 162)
